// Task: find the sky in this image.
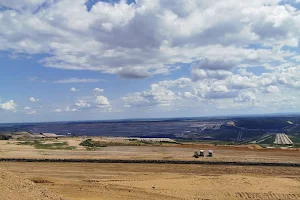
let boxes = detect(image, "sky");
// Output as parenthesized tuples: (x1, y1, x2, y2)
(1, 0, 300, 123)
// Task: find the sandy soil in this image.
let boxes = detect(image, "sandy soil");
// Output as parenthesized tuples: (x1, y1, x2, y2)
(0, 168, 65, 200)
(1, 162, 300, 200)
(1, 137, 300, 199)
(1, 138, 300, 163)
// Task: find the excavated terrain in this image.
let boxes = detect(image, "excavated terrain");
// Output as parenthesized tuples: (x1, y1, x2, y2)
(1, 162, 300, 200)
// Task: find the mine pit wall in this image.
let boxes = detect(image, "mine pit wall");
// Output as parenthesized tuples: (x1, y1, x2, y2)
(1, 158, 300, 167)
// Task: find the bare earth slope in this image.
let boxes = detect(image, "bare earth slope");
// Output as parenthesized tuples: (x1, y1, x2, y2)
(0, 169, 65, 200)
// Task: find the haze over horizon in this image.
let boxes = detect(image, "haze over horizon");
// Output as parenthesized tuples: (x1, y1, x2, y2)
(1, 0, 300, 123)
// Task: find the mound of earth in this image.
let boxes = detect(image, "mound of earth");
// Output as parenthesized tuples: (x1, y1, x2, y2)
(0, 169, 65, 200)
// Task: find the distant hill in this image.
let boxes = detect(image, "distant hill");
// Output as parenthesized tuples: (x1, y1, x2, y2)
(2, 116, 300, 142)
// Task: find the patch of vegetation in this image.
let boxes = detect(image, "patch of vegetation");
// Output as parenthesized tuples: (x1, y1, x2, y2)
(293, 143, 300, 148)
(79, 138, 178, 150)
(80, 139, 107, 148)
(35, 142, 76, 150)
(0, 135, 12, 140)
(288, 135, 300, 148)
(17, 140, 37, 145)
(128, 139, 137, 141)
(257, 135, 276, 145)
(159, 140, 179, 144)
(126, 139, 178, 145)
(17, 140, 76, 150)
(137, 140, 157, 145)
(213, 141, 239, 146)
(289, 136, 300, 143)
(175, 139, 216, 144)
(258, 144, 268, 148)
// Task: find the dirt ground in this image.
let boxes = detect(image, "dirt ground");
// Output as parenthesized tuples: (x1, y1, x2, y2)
(1, 162, 300, 200)
(1, 138, 300, 163)
(0, 168, 65, 200)
(1, 137, 300, 199)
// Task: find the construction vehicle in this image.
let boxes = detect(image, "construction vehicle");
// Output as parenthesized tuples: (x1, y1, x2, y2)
(207, 150, 213, 157)
(199, 150, 204, 157)
(193, 151, 199, 158)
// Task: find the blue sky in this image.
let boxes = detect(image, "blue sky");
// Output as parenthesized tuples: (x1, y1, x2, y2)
(1, 0, 300, 122)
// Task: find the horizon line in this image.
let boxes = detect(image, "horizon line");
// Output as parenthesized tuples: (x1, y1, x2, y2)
(1, 112, 300, 124)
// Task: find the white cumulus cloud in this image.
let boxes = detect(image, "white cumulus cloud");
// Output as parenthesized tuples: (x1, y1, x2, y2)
(65, 106, 77, 112)
(29, 97, 39, 102)
(94, 88, 104, 93)
(75, 99, 91, 108)
(1, 0, 299, 79)
(2, 0, 300, 115)
(70, 87, 77, 92)
(96, 96, 111, 108)
(0, 100, 17, 111)
(234, 92, 257, 105)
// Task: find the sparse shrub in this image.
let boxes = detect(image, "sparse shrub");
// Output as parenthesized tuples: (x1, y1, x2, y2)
(0, 135, 12, 140)
(17, 141, 36, 145)
(80, 138, 177, 149)
(80, 139, 107, 148)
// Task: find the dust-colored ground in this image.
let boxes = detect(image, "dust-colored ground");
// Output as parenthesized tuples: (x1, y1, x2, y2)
(1, 162, 300, 200)
(1, 137, 300, 163)
(1, 137, 300, 199)
(0, 168, 65, 200)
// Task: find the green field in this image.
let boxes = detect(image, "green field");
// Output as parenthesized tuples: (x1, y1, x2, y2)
(289, 135, 300, 143)
(17, 140, 76, 150)
(257, 135, 276, 145)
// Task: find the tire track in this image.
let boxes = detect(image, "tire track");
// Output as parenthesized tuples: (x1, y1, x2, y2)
(235, 192, 300, 200)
